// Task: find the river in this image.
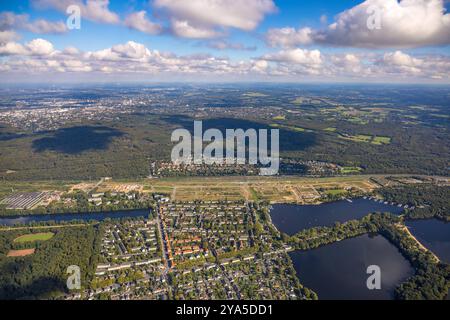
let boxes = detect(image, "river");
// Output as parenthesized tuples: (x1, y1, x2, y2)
(0, 209, 150, 226)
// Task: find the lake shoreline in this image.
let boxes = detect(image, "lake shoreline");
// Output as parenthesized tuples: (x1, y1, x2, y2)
(269, 198, 404, 235)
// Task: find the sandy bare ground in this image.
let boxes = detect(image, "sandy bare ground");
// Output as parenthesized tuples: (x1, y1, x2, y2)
(7, 248, 35, 257)
(397, 224, 440, 263)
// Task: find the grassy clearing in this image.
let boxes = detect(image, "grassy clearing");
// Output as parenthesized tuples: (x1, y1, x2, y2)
(341, 167, 363, 174)
(292, 97, 305, 105)
(354, 135, 372, 142)
(339, 134, 391, 146)
(151, 186, 173, 194)
(248, 187, 259, 201)
(270, 124, 309, 132)
(372, 136, 392, 145)
(325, 189, 347, 196)
(339, 134, 371, 143)
(14, 232, 55, 243)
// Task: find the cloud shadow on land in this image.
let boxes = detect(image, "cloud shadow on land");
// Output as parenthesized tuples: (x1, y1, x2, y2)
(0, 260, 67, 300)
(32, 126, 125, 154)
(0, 132, 29, 141)
(0, 275, 66, 300)
(162, 116, 317, 152)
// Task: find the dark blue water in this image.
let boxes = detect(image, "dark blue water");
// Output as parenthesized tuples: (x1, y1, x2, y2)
(406, 219, 450, 264)
(0, 209, 150, 226)
(289, 234, 414, 300)
(270, 198, 403, 235)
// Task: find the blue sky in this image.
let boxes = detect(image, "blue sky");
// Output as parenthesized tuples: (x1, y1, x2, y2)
(1, 1, 364, 54)
(0, 0, 449, 83)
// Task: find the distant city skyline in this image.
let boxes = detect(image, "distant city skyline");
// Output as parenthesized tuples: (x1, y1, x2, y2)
(0, 0, 449, 83)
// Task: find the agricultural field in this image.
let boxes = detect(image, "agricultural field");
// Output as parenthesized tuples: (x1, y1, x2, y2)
(372, 136, 392, 145)
(339, 134, 392, 145)
(270, 123, 311, 132)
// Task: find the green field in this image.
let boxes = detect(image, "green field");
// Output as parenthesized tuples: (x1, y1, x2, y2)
(270, 124, 309, 132)
(354, 135, 372, 142)
(339, 134, 371, 143)
(14, 232, 55, 243)
(372, 136, 392, 145)
(325, 189, 347, 196)
(341, 167, 363, 174)
(292, 97, 306, 105)
(339, 134, 392, 146)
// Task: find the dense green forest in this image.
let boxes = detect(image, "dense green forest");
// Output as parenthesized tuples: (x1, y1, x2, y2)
(287, 213, 398, 251)
(0, 225, 101, 299)
(1, 110, 449, 180)
(379, 185, 450, 221)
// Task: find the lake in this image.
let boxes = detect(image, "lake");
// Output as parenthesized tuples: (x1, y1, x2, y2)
(289, 234, 414, 300)
(0, 209, 150, 226)
(270, 198, 404, 235)
(406, 219, 450, 264)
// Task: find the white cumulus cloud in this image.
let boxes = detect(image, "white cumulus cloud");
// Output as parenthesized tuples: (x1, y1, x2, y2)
(170, 20, 222, 39)
(0, 30, 20, 44)
(266, 27, 314, 48)
(32, 0, 119, 24)
(26, 38, 55, 55)
(262, 49, 322, 65)
(124, 11, 162, 35)
(0, 38, 55, 56)
(0, 12, 67, 34)
(154, 0, 276, 38)
(266, 0, 450, 48)
(0, 39, 449, 82)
